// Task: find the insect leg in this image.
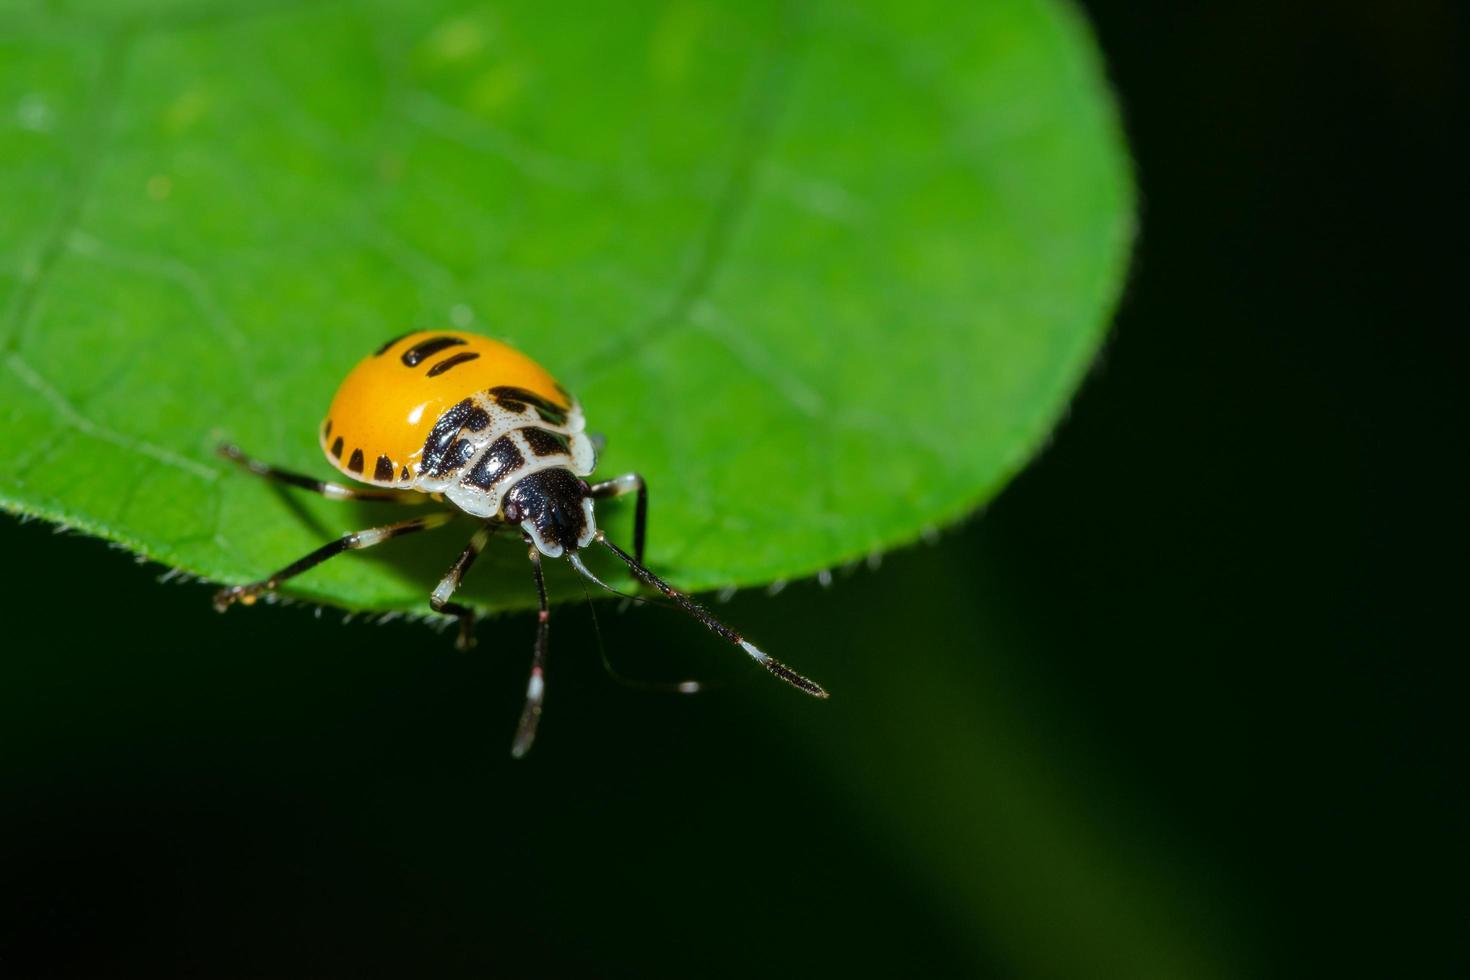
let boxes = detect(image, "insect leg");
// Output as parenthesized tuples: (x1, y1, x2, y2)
(510, 544, 551, 758)
(218, 443, 422, 504)
(213, 512, 458, 611)
(430, 524, 497, 651)
(588, 472, 647, 565)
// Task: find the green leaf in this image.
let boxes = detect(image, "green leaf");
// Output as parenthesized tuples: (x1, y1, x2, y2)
(0, 0, 1132, 614)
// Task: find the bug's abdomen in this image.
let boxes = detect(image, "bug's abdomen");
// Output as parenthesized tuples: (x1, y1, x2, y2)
(319, 331, 580, 492)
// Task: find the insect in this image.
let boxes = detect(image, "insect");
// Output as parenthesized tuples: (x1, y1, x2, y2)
(215, 331, 827, 756)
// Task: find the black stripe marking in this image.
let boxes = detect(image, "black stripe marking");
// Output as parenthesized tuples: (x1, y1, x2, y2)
(522, 427, 572, 457)
(323, 419, 332, 439)
(426, 351, 481, 377)
(461, 435, 524, 490)
(489, 386, 569, 426)
(375, 332, 410, 356)
(347, 448, 365, 475)
(331, 436, 344, 459)
(373, 454, 395, 482)
(422, 398, 491, 476)
(402, 335, 467, 367)
(433, 441, 475, 477)
(400, 465, 411, 481)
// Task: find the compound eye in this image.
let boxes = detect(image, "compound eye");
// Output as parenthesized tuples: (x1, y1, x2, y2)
(503, 501, 524, 523)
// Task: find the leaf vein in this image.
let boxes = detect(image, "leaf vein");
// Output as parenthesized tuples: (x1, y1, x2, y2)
(5, 354, 217, 483)
(569, 20, 802, 381)
(0, 32, 131, 356)
(395, 90, 599, 192)
(65, 232, 250, 352)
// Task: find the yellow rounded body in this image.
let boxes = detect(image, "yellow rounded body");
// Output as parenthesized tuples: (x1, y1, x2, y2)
(320, 331, 571, 486)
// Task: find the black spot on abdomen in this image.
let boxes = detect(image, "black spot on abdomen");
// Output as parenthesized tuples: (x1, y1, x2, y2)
(461, 435, 525, 490)
(522, 427, 572, 457)
(421, 398, 491, 477)
(489, 386, 569, 426)
(426, 351, 481, 377)
(402, 335, 467, 367)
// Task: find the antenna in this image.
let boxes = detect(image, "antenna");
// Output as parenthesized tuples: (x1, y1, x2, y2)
(589, 531, 828, 699)
(573, 567, 707, 695)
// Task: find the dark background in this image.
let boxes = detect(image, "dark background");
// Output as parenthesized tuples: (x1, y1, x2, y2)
(1, 2, 1461, 976)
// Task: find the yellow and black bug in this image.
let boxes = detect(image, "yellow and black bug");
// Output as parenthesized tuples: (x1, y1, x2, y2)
(216, 331, 826, 756)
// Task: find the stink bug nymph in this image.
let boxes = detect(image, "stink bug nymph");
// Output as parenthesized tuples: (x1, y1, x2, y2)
(216, 331, 827, 756)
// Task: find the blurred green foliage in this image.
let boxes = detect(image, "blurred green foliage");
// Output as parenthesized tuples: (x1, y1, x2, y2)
(0, 0, 1130, 613)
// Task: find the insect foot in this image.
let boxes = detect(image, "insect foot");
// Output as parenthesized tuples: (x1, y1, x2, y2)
(213, 583, 264, 612)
